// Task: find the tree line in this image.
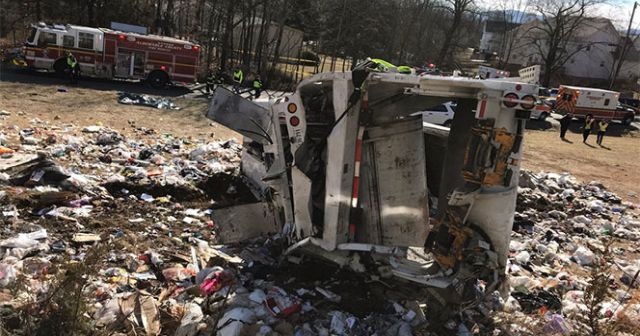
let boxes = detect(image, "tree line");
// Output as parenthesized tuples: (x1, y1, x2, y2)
(0, 0, 485, 86)
(1, 0, 631, 89)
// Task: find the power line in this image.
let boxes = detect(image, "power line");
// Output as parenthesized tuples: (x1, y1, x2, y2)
(609, 1, 638, 89)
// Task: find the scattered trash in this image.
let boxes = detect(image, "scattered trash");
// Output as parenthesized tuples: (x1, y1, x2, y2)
(512, 290, 562, 314)
(542, 313, 571, 334)
(0, 113, 636, 335)
(117, 92, 179, 109)
(72, 233, 101, 243)
(573, 246, 595, 266)
(264, 287, 301, 318)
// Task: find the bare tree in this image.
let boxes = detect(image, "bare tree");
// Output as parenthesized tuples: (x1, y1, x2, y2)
(436, 0, 474, 67)
(516, 0, 603, 86)
(488, 0, 531, 68)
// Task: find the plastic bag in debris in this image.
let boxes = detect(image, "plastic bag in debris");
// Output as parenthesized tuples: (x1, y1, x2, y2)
(117, 92, 179, 110)
(0, 229, 48, 249)
(216, 307, 256, 336)
(573, 246, 595, 266)
(175, 302, 204, 336)
(542, 313, 571, 334)
(515, 250, 531, 265)
(330, 311, 351, 334)
(196, 267, 235, 295)
(0, 263, 17, 287)
(512, 290, 562, 314)
(96, 132, 122, 146)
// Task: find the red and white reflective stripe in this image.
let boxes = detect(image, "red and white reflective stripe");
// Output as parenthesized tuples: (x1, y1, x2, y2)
(351, 126, 365, 208)
(478, 99, 488, 118)
(348, 125, 365, 240)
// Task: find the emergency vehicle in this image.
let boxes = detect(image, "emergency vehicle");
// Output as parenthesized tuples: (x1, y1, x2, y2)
(478, 65, 510, 79)
(206, 63, 539, 316)
(23, 22, 200, 87)
(556, 85, 635, 125)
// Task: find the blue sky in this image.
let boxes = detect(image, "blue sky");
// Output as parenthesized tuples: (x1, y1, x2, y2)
(478, 0, 638, 31)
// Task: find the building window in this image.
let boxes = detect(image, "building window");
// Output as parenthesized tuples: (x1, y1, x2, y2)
(78, 32, 94, 49)
(38, 32, 57, 46)
(63, 35, 75, 47)
(600, 61, 605, 67)
(604, 99, 610, 106)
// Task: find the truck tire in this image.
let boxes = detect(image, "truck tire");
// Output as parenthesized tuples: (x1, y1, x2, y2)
(538, 112, 549, 121)
(622, 115, 634, 126)
(148, 71, 169, 89)
(443, 119, 452, 127)
(53, 58, 67, 77)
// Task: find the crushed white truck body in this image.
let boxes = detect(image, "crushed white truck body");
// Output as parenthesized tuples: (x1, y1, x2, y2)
(206, 70, 538, 313)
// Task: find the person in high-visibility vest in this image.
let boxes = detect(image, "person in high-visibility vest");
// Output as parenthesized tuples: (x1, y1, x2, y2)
(596, 119, 609, 146)
(582, 114, 594, 143)
(66, 51, 79, 83)
(233, 68, 244, 93)
(252, 75, 263, 99)
(396, 65, 412, 74)
(370, 58, 396, 72)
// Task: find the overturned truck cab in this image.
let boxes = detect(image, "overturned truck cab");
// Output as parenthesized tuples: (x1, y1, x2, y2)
(206, 69, 537, 315)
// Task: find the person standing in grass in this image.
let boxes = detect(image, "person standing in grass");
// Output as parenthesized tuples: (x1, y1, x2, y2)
(559, 113, 572, 140)
(582, 114, 594, 143)
(596, 119, 609, 146)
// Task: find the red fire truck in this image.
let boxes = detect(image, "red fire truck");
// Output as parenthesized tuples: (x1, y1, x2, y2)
(23, 22, 200, 87)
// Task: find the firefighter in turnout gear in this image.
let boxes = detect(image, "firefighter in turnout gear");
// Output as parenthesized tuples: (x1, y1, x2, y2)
(205, 69, 217, 94)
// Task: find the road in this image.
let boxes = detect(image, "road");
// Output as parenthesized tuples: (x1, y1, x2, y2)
(0, 63, 192, 97)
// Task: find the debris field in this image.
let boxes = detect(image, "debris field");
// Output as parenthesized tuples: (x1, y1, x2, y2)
(0, 110, 637, 335)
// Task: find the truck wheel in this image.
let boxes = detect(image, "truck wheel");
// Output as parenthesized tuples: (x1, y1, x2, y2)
(53, 58, 67, 77)
(622, 115, 634, 126)
(148, 71, 169, 89)
(538, 112, 549, 121)
(443, 119, 452, 127)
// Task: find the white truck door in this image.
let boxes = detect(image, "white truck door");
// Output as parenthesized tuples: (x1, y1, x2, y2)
(357, 116, 429, 247)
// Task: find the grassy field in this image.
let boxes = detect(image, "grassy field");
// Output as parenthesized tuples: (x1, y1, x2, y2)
(0, 74, 637, 202)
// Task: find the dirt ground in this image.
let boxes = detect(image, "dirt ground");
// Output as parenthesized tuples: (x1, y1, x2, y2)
(0, 68, 237, 141)
(523, 125, 640, 201)
(1, 69, 638, 202)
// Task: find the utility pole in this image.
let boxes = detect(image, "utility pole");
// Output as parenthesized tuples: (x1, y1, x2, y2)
(609, 1, 638, 89)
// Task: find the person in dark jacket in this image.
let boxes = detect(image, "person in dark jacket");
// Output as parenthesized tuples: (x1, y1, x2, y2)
(582, 114, 595, 143)
(205, 70, 216, 94)
(559, 113, 572, 140)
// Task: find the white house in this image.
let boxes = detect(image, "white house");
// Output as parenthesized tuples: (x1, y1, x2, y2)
(619, 35, 640, 84)
(507, 18, 620, 81)
(479, 20, 521, 54)
(232, 18, 303, 59)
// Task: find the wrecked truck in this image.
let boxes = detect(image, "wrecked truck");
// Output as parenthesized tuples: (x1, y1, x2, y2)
(206, 66, 538, 314)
